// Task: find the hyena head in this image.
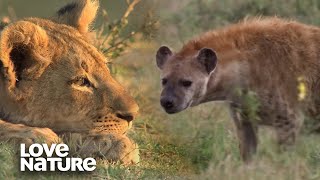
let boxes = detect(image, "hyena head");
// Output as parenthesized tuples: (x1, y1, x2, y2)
(156, 46, 218, 114)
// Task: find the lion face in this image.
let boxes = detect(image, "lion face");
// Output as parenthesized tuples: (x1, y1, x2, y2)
(0, 0, 138, 134)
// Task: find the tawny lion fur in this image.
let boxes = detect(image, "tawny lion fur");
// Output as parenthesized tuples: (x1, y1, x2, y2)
(157, 17, 320, 161)
(0, 0, 139, 164)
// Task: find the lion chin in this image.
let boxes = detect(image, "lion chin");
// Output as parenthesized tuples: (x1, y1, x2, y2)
(0, 0, 139, 165)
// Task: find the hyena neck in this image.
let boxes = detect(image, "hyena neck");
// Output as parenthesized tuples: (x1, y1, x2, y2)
(201, 59, 250, 103)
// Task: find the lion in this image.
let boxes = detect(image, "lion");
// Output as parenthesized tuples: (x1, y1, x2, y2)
(0, 0, 140, 164)
(156, 17, 320, 161)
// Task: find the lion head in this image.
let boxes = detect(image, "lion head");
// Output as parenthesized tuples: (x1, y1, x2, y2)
(0, 0, 139, 135)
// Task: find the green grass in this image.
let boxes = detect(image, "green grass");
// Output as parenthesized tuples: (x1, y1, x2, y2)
(1, 0, 320, 179)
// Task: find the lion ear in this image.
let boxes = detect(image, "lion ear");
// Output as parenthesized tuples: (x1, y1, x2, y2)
(54, 0, 99, 33)
(0, 21, 50, 91)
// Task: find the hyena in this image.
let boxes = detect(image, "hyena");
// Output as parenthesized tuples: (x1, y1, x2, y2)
(155, 17, 320, 161)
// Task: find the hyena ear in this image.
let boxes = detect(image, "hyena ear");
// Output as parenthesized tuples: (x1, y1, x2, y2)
(197, 48, 218, 74)
(156, 46, 173, 69)
(0, 21, 50, 92)
(54, 0, 99, 33)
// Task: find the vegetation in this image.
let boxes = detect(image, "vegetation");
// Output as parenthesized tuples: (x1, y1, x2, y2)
(1, 0, 320, 179)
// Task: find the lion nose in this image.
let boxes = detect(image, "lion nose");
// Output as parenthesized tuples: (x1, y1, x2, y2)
(116, 112, 135, 122)
(160, 98, 174, 109)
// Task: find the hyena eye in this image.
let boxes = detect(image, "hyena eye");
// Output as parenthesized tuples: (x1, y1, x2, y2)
(162, 78, 168, 86)
(181, 80, 192, 87)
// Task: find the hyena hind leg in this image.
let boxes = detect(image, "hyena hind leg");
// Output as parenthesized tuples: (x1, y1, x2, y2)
(273, 110, 303, 151)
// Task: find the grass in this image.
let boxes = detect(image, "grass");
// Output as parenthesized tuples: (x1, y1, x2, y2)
(1, 0, 320, 179)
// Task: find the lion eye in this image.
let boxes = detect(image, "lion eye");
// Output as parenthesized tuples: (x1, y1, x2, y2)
(74, 77, 92, 87)
(162, 78, 168, 86)
(181, 80, 192, 87)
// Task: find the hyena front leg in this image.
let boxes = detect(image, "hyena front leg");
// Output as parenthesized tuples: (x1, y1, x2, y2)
(230, 104, 258, 162)
(0, 119, 61, 146)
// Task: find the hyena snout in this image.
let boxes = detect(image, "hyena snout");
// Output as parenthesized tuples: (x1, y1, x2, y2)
(160, 98, 174, 109)
(160, 96, 177, 113)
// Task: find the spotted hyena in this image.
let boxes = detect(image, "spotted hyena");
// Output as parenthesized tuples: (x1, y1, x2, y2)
(155, 17, 320, 161)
